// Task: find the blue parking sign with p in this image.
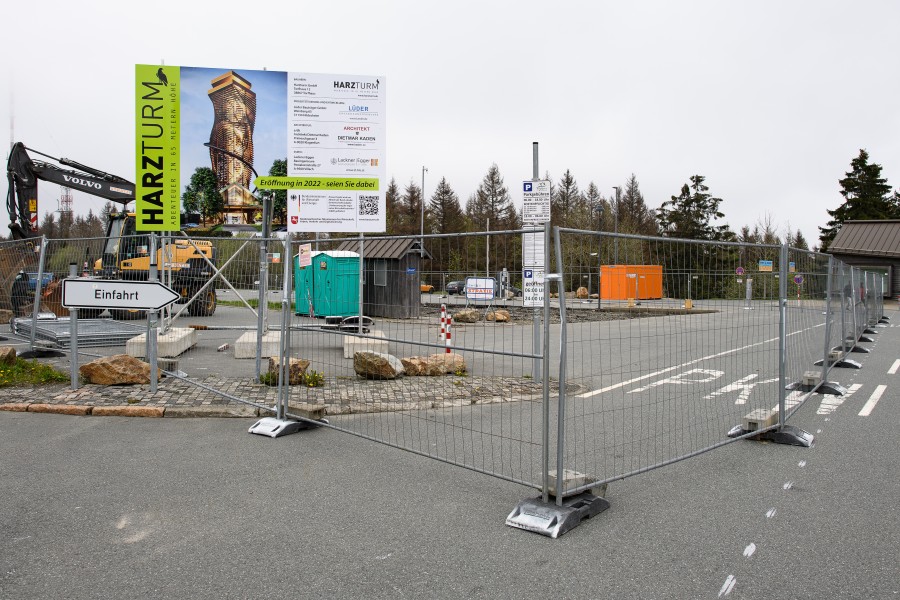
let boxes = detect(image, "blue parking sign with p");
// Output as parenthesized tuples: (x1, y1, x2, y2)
(524, 269, 533, 278)
(524, 182, 532, 192)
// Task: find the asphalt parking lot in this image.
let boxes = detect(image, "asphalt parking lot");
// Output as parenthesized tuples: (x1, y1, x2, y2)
(1, 307, 898, 598)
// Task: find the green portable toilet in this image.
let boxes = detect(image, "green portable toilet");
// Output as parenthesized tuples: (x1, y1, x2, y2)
(294, 251, 360, 317)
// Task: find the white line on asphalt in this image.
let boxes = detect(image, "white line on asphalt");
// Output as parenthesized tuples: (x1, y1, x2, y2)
(743, 543, 757, 558)
(888, 359, 900, 375)
(718, 575, 736, 597)
(817, 383, 861, 415)
(798, 460, 807, 468)
(773, 390, 808, 413)
(766, 508, 777, 519)
(783, 481, 794, 490)
(578, 327, 822, 399)
(858, 385, 887, 417)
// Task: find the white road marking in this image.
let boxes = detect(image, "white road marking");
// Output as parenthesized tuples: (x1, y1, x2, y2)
(702, 375, 779, 405)
(858, 385, 887, 417)
(817, 383, 861, 415)
(783, 481, 794, 490)
(766, 508, 777, 519)
(718, 575, 736, 597)
(888, 359, 900, 375)
(743, 543, 757, 558)
(578, 327, 823, 399)
(627, 368, 724, 394)
(772, 390, 808, 413)
(798, 460, 807, 468)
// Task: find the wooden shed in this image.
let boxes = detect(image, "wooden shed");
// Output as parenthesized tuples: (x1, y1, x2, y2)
(829, 220, 900, 298)
(337, 237, 431, 318)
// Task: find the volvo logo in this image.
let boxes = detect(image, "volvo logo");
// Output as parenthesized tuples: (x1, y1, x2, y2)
(62, 175, 101, 190)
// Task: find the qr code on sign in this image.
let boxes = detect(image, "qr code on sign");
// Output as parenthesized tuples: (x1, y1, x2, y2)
(359, 195, 379, 216)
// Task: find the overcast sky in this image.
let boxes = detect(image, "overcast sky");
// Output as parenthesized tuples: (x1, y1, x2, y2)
(4, 0, 898, 247)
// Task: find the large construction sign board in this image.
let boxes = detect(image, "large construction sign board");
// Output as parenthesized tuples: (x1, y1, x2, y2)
(135, 65, 386, 233)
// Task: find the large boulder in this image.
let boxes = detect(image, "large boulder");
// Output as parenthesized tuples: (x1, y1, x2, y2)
(453, 308, 480, 323)
(0, 346, 16, 365)
(575, 286, 589, 299)
(267, 356, 311, 385)
(79, 354, 160, 385)
(400, 356, 428, 376)
(486, 309, 510, 322)
(425, 352, 466, 375)
(354, 351, 405, 380)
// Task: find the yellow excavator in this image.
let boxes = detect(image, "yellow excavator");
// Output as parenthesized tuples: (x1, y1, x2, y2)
(5, 142, 217, 318)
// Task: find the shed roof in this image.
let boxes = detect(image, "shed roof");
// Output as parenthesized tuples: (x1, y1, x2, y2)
(336, 237, 432, 260)
(829, 220, 900, 258)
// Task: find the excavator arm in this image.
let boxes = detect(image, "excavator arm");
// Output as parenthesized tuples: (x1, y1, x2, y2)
(6, 142, 135, 239)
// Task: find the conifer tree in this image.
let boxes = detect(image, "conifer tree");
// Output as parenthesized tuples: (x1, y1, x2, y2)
(819, 149, 899, 251)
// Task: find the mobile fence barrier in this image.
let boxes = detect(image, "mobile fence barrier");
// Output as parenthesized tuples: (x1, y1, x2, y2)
(1, 228, 891, 538)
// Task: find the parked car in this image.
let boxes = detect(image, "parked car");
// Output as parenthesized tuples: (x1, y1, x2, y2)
(446, 280, 465, 295)
(420, 283, 435, 293)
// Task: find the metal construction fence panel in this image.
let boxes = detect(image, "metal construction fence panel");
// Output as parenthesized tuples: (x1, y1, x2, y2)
(782, 247, 831, 416)
(4, 228, 893, 507)
(276, 230, 549, 488)
(551, 229, 830, 496)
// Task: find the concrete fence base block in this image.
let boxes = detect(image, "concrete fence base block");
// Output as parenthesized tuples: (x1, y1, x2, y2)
(126, 328, 197, 358)
(742, 408, 778, 432)
(235, 331, 281, 359)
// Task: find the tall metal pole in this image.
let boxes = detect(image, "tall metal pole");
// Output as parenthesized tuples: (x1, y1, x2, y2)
(532, 142, 541, 381)
(486, 218, 490, 278)
(421, 166, 427, 257)
(777, 243, 788, 428)
(596, 204, 603, 310)
(612, 186, 620, 264)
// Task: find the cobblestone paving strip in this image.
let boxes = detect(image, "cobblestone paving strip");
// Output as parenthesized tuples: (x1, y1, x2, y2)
(0, 375, 552, 417)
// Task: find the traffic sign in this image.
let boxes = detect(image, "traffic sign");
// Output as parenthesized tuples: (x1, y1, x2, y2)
(522, 180, 551, 225)
(62, 279, 181, 310)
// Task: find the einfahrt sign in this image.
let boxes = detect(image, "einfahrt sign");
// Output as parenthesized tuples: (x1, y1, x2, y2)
(62, 279, 181, 310)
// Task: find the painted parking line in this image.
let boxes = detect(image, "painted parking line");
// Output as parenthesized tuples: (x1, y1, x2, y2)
(579, 325, 823, 399)
(888, 359, 899, 375)
(817, 383, 862, 415)
(858, 385, 887, 417)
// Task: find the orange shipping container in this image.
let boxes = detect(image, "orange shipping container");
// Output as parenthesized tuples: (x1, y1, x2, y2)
(600, 265, 663, 300)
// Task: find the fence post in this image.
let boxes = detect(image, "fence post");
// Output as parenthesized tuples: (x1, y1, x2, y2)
(541, 221, 551, 504)
(148, 233, 159, 393)
(553, 227, 567, 506)
(27, 236, 49, 353)
(255, 195, 271, 380)
(820, 256, 834, 385)
(68, 262, 79, 391)
(777, 243, 788, 429)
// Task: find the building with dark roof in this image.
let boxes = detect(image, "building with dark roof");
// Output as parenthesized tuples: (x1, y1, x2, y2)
(337, 237, 431, 318)
(828, 220, 900, 297)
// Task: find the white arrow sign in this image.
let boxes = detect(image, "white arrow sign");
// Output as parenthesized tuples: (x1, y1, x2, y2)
(62, 279, 181, 310)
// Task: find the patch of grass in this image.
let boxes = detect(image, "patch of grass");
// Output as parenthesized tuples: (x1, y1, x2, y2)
(219, 299, 289, 311)
(0, 359, 69, 387)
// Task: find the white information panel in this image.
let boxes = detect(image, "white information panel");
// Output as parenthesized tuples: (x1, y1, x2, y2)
(286, 73, 386, 232)
(523, 228, 546, 308)
(522, 180, 551, 225)
(522, 231, 545, 267)
(522, 268, 545, 307)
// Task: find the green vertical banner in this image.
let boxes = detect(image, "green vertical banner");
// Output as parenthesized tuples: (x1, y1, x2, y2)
(135, 64, 180, 231)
